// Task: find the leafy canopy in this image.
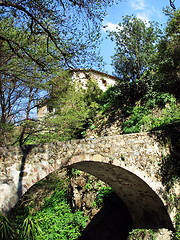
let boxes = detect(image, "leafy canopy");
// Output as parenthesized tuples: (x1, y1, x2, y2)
(108, 15, 161, 82)
(155, 8, 180, 98)
(107, 15, 161, 104)
(0, 0, 119, 69)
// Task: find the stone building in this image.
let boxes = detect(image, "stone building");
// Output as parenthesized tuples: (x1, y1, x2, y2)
(37, 69, 118, 118)
(70, 69, 117, 91)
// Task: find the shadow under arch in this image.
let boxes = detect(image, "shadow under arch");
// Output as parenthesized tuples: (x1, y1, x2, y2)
(78, 192, 134, 240)
(67, 161, 174, 231)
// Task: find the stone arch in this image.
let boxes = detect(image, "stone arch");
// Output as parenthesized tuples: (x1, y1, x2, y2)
(65, 157, 174, 231)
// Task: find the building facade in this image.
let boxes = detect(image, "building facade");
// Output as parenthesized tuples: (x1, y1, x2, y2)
(37, 69, 118, 118)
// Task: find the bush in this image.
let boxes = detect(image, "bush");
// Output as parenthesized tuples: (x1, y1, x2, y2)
(128, 229, 156, 240)
(100, 86, 120, 112)
(34, 182, 88, 240)
(145, 92, 176, 108)
(122, 106, 150, 133)
(122, 94, 180, 134)
(94, 186, 113, 207)
(0, 213, 15, 240)
(173, 212, 180, 240)
(20, 215, 42, 240)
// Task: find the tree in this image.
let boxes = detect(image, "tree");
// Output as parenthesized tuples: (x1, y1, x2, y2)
(0, 0, 122, 146)
(0, 18, 56, 146)
(109, 15, 161, 81)
(0, 1, 120, 146)
(41, 73, 89, 142)
(0, 0, 118, 69)
(108, 15, 161, 103)
(32, 72, 105, 143)
(155, 8, 180, 98)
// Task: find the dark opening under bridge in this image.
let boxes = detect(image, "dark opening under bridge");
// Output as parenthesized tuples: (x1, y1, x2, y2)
(0, 131, 178, 232)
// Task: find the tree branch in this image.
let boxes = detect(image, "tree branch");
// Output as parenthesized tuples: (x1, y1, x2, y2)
(0, 35, 47, 70)
(169, 0, 176, 10)
(0, 0, 72, 66)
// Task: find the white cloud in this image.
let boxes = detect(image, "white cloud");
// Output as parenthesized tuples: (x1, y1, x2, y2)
(136, 13, 150, 24)
(130, 0, 146, 10)
(102, 22, 120, 32)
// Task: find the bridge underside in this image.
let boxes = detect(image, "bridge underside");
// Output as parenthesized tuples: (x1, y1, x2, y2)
(67, 161, 174, 231)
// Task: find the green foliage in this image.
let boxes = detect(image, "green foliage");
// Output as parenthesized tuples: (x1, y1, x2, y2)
(173, 212, 180, 240)
(145, 92, 176, 108)
(1, 0, 119, 146)
(0, 213, 15, 240)
(0, 17, 59, 146)
(47, 88, 88, 140)
(121, 93, 180, 134)
(23, 73, 105, 144)
(83, 77, 103, 107)
(82, 77, 103, 124)
(1, 0, 114, 69)
(94, 186, 113, 207)
(107, 15, 161, 105)
(20, 215, 42, 240)
(11, 174, 88, 240)
(84, 181, 94, 191)
(33, 181, 88, 240)
(100, 86, 120, 111)
(154, 9, 180, 98)
(28, 74, 105, 143)
(122, 106, 150, 133)
(22, 75, 88, 144)
(128, 229, 156, 240)
(147, 105, 180, 130)
(102, 11, 179, 119)
(108, 15, 161, 82)
(70, 169, 82, 177)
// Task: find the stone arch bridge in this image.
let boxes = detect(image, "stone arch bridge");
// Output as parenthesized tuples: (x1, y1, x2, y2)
(0, 131, 178, 231)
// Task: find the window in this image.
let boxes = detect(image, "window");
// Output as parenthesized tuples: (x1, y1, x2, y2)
(102, 79, 107, 86)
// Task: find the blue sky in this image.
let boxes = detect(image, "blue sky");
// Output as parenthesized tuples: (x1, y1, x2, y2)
(100, 0, 179, 75)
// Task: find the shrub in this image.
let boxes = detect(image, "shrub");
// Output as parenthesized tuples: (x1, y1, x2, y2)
(20, 215, 42, 240)
(122, 106, 150, 133)
(34, 183, 88, 240)
(128, 229, 156, 240)
(0, 213, 15, 240)
(94, 186, 113, 207)
(122, 94, 180, 133)
(145, 92, 176, 108)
